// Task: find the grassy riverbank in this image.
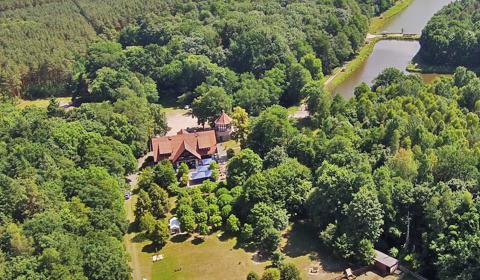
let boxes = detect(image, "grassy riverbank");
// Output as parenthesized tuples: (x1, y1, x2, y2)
(369, 0, 415, 34)
(324, 0, 415, 92)
(407, 62, 480, 75)
(325, 38, 379, 92)
(407, 63, 455, 74)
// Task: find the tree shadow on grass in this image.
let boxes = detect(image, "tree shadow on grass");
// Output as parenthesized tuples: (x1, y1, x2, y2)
(142, 242, 164, 253)
(218, 231, 234, 242)
(216, 232, 258, 253)
(140, 156, 154, 169)
(131, 232, 148, 243)
(191, 236, 205, 245)
(127, 220, 140, 234)
(170, 233, 190, 243)
(282, 221, 346, 273)
(294, 117, 313, 130)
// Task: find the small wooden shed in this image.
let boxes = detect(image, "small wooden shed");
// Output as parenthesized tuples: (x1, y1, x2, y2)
(169, 217, 181, 234)
(374, 250, 399, 275)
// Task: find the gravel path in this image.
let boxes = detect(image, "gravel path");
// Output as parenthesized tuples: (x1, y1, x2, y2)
(165, 109, 209, 136)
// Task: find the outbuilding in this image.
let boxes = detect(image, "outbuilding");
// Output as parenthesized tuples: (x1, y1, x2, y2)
(169, 217, 181, 235)
(374, 250, 399, 275)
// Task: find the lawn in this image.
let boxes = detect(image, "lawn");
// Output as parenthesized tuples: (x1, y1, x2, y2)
(16, 97, 72, 108)
(219, 140, 240, 151)
(152, 234, 267, 280)
(150, 221, 348, 280)
(281, 222, 346, 279)
(124, 176, 346, 280)
(124, 192, 155, 280)
(126, 198, 404, 280)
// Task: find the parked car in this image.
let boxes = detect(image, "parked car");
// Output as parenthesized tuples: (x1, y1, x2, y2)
(124, 191, 131, 200)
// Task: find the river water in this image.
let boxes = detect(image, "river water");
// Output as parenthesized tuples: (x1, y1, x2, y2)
(333, 0, 455, 98)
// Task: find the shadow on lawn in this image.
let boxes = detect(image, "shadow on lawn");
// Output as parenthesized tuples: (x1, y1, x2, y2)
(191, 236, 205, 245)
(142, 242, 165, 253)
(131, 232, 149, 243)
(282, 221, 346, 272)
(171, 233, 190, 243)
(293, 117, 312, 130)
(217, 232, 258, 253)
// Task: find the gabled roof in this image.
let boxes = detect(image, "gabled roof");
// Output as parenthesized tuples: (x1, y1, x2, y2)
(215, 111, 232, 125)
(171, 140, 202, 162)
(151, 130, 217, 162)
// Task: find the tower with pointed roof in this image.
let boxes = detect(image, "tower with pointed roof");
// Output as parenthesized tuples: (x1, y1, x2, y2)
(214, 111, 232, 142)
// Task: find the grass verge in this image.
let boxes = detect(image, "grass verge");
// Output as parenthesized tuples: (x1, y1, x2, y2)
(407, 62, 478, 75)
(325, 38, 380, 92)
(16, 97, 72, 109)
(324, 0, 416, 92)
(369, 0, 415, 34)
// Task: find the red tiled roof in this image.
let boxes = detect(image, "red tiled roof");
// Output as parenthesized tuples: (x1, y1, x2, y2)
(215, 111, 232, 125)
(151, 130, 217, 163)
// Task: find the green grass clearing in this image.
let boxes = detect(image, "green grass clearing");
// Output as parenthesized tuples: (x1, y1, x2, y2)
(369, 0, 415, 34)
(16, 97, 72, 109)
(152, 234, 267, 280)
(220, 140, 241, 151)
(150, 221, 349, 280)
(124, 191, 154, 280)
(281, 222, 346, 279)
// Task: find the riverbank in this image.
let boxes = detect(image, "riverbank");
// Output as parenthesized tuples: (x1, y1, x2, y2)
(407, 56, 480, 75)
(324, 0, 415, 92)
(369, 0, 415, 34)
(324, 38, 379, 92)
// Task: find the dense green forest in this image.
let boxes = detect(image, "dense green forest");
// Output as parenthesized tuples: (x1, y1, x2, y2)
(0, 80, 167, 278)
(0, 0, 394, 99)
(237, 67, 480, 279)
(419, 0, 480, 67)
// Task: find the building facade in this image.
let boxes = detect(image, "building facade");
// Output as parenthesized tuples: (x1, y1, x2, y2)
(214, 111, 232, 142)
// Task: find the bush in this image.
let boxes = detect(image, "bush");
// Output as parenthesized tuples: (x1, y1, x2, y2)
(221, 205, 233, 219)
(279, 263, 301, 280)
(241, 223, 254, 241)
(246, 271, 260, 280)
(226, 214, 241, 233)
(227, 148, 235, 159)
(261, 268, 280, 280)
(209, 215, 223, 229)
(271, 250, 284, 268)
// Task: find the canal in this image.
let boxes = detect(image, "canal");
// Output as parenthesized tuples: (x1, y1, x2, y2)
(333, 0, 455, 98)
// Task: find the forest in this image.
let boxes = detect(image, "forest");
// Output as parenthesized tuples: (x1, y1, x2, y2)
(419, 0, 480, 67)
(236, 67, 480, 279)
(0, 0, 393, 100)
(0, 76, 167, 278)
(4, 0, 480, 279)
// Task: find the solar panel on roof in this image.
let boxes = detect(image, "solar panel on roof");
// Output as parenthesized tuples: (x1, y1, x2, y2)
(196, 165, 210, 172)
(200, 158, 214, 166)
(191, 170, 212, 180)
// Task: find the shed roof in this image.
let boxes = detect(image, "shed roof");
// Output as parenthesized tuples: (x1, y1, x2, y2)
(169, 217, 180, 229)
(374, 250, 398, 268)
